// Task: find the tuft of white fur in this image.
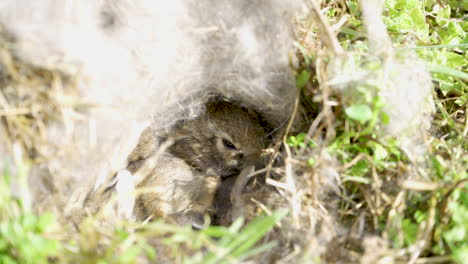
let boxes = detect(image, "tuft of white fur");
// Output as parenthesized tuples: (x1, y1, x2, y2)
(328, 0, 433, 162)
(115, 169, 135, 219)
(0, 0, 303, 189)
(360, 0, 434, 141)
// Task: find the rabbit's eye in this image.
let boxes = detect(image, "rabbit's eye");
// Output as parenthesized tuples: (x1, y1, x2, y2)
(222, 139, 237, 150)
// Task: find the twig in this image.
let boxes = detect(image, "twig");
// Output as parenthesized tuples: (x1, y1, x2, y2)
(265, 136, 283, 179)
(408, 197, 437, 264)
(463, 104, 467, 137)
(339, 152, 367, 171)
(439, 178, 468, 222)
(282, 94, 301, 227)
(385, 190, 406, 246)
(401, 180, 442, 191)
(308, 0, 345, 55)
(316, 56, 336, 142)
(265, 87, 300, 178)
(299, 111, 324, 154)
(415, 256, 452, 264)
(247, 167, 284, 179)
(371, 165, 383, 215)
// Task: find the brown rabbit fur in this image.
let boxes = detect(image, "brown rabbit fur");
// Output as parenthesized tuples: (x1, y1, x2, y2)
(126, 100, 268, 227)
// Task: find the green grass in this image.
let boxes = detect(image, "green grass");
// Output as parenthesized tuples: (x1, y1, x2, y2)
(291, 0, 467, 262)
(0, 163, 287, 263)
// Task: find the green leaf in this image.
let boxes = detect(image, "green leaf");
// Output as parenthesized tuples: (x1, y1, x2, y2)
(427, 64, 468, 80)
(349, 160, 370, 177)
(36, 213, 55, 233)
(445, 52, 466, 69)
(237, 241, 277, 261)
(119, 246, 141, 263)
(395, 13, 414, 32)
(455, 94, 467, 107)
(296, 70, 311, 89)
(141, 243, 156, 261)
(340, 27, 366, 38)
(431, 155, 447, 178)
(436, 5, 451, 25)
(228, 217, 244, 233)
(169, 233, 189, 243)
(346, 0, 361, 16)
(381, 112, 390, 125)
(204, 210, 287, 264)
(345, 104, 373, 124)
(453, 246, 468, 264)
(440, 22, 464, 44)
(394, 0, 406, 10)
(443, 226, 466, 243)
(369, 142, 388, 162)
(402, 219, 418, 246)
(287, 133, 315, 149)
(229, 210, 287, 257)
(405, 0, 419, 9)
(410, 7, 428, 35)
(202, 226, 232, 237)
(414, 210, 427, 223)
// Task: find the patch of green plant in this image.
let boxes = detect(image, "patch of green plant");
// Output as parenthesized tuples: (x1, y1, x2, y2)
(379, 2, 467, 260)
(1, 160, 287, 263)
(117, 209, 288, 264)
(0, 165, 60, 264)
(328, 90, 403, 192)
(287, 133, 316, 149)
(298, 1, 467, 262)
(201, 210, 288, 263)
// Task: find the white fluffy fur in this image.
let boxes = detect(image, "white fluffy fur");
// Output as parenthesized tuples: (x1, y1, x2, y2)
(329, 0, 433, 162)
(0, 0, 302, 187)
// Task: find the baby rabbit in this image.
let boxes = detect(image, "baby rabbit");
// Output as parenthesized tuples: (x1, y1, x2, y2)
(127, 101, 267, 228)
